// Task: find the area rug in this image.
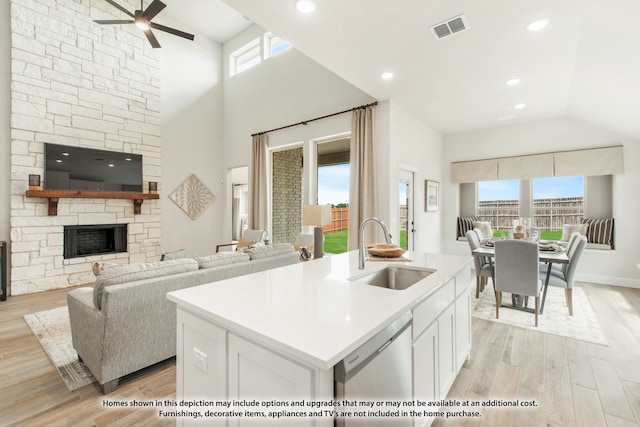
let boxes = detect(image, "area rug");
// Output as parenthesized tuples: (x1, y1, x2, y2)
(23, 306, 96, 391)
(472, 284, 608, 346)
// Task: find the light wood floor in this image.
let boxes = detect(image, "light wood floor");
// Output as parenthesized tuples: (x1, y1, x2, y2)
(1, 283, 639, 426)
(434, 282, 640, 427)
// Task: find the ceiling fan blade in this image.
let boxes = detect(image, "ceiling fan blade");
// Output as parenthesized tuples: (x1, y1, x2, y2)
(94, 19, 134, 25)
(149, 22, 195, 41)
(143, 29, 162, 48)
(102, 0, 135, 18)
(143, 0, 166, 21)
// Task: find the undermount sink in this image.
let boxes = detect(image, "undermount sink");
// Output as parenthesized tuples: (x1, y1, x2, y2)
(349, 266, 436, 290)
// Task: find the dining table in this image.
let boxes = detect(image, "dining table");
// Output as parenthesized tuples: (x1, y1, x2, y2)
(471, 242, 569, 314)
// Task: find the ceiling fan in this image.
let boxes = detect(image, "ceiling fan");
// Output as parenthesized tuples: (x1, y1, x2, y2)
(94, 0, 195, 48)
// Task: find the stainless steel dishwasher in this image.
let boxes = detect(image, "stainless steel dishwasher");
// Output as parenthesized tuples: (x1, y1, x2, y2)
(334, 310, 413, 426)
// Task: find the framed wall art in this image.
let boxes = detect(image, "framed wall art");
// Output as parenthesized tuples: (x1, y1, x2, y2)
(425, 180, 439, 212)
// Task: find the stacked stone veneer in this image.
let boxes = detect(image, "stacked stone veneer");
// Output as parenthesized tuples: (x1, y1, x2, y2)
(272, 148, 303, 244)
(9, 0, 162, 295)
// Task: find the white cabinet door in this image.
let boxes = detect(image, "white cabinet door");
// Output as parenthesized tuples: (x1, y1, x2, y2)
(413, 321, 438, 427)
(438, 303, 456, 398)
(455, 292, 472, 370)
(177, 308, 227, 427)
(228, 333, 315, 427)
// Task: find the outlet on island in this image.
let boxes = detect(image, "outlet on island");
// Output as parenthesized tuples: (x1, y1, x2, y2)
(193, 348, 208, 372)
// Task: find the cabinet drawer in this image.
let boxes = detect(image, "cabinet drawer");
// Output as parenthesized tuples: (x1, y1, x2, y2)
(455, 265, 472, 298)
(412, 280, 455, 340)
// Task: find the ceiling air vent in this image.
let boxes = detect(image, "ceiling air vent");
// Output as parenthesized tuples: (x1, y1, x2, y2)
(430, 14, 469, 39)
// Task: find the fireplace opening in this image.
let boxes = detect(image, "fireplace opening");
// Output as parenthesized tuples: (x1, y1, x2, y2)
(64, 224, 127, 259)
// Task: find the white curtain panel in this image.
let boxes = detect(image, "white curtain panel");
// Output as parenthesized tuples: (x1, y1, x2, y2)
(348, 105, 377, 250)
(250, 134, 269, 231)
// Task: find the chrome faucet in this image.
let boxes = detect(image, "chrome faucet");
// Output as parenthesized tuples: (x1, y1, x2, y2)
(359, 217, 392, 269)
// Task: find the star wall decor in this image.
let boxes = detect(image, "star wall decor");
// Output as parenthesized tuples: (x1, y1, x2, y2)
(169, 173, 215, 220)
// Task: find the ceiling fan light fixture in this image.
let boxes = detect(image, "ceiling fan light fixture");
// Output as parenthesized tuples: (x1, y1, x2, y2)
(295, 0, 316, 14)
(135, 17, 150, 31)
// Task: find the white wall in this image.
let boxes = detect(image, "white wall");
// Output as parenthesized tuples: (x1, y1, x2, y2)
(386, 101, 443, 253)
(220, 25, 375, 243)
(442, 117, 640, 287)
(160, 28, 225, 258)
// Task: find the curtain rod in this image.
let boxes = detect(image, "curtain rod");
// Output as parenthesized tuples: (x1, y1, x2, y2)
(251, 101, 378, 137)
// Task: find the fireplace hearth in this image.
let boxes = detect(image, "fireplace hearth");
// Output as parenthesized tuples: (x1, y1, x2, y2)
(64, 224, 127, 259)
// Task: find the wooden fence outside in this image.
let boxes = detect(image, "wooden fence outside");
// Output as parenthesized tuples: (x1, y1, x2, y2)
(478, 197, 584, 230)
(321, 206, 409, 234)
(322, 208, 349, 234)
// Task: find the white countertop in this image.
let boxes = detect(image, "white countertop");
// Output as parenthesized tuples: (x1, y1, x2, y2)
(167, 250, 472, 370)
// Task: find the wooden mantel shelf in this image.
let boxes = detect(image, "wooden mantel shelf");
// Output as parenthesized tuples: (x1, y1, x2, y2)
(25, 189, 160, 216)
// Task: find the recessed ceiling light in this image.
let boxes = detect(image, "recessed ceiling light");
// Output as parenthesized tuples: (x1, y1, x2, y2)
(527, 19, 549, 32)
(506, 78, 520, 86)
(514, 103, 526, 110)
(381, 71, 394, 80)
(294, 0, 316, 13)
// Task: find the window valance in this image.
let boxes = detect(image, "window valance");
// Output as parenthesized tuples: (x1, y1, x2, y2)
(451, 146, 624, 183)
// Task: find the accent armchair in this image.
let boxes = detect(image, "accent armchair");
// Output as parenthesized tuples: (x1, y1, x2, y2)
(216, 229, 265, 252)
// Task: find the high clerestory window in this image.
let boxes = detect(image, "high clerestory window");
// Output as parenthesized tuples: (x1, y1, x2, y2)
(230, 32, 292, 76)
(229, 37, 261, 76)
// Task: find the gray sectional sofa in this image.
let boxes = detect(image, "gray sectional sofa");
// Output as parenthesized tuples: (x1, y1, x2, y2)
(67, 243, 299, 394)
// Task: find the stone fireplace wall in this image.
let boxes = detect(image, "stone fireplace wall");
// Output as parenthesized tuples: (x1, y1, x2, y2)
(10, 0, 162, 295)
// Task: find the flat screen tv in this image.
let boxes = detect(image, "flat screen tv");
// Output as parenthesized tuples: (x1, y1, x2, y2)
(44, 143, 143, 192)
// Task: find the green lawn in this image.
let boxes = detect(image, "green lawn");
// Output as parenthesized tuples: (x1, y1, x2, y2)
(324, 230, 408, 254)
(492, 230, 562, 240)
(324, 229, 561, 254)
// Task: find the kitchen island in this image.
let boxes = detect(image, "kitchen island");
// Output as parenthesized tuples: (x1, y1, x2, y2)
(167, 250, 472, 426)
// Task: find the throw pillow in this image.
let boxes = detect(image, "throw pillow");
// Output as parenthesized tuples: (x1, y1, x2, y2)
(581, 218, 614, 248)
(560, 223, 588, 242)
(473, 221, 493, 240)
(244, 243, 295, 260)
(457, 216, 479, 239)
(92, 261, 119, 276)
(161, 248, 186, 261)
(93, 258, 198, 310)
(195, 251, 251, 269)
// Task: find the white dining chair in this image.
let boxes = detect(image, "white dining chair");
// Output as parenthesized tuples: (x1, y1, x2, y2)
(495, 239, 542, 326)
(540, 235, 587, 315)
(466, 230, 494, 298)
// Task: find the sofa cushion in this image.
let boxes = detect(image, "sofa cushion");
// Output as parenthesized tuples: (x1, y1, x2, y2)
(195, 251, 250, 269)
(244, 243, 295, 260)
(93, 258, 198, 310)
(581, 218, 614, 249)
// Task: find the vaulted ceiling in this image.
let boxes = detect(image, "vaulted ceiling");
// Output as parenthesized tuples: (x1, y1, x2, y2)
(168, 0, 640, 138)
